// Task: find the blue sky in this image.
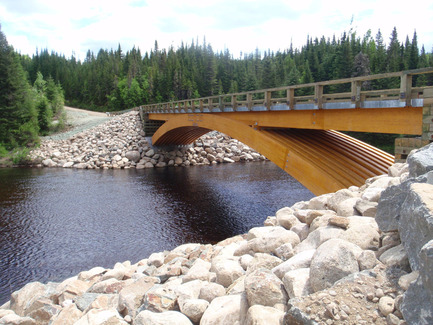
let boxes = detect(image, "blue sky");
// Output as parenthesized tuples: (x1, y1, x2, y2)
(1, 0, 432, 61)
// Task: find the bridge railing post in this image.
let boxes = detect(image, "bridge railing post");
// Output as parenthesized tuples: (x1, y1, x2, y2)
(232, 95, 237, 111)
(351, 81, 362, 108)
(219, 96, 224, 111)
(400, 73, 413, 106)
(247, 93, 253, 111)
(314, 85, 323, 109)
(287, 88, 295, 109)
(265, 91, 271, 110)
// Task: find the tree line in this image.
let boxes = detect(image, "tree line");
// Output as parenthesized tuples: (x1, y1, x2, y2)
(21, 28, 432, 112)
(1, 25, 432, 155)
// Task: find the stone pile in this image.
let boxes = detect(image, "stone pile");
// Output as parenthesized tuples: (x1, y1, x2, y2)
(3, 144, 433, 324)
(29, 111, 266, 169)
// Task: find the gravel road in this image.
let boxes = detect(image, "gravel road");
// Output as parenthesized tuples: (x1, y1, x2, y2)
(42, 106, 113, 141)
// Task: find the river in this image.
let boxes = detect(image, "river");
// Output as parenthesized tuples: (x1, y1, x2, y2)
(0, 162, 313, 305)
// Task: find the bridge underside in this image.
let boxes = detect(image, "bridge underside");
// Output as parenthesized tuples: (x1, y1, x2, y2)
(151, 114, 395, 195)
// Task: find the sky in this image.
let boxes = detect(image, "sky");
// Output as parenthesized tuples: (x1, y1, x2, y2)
(1, 0, 433, 61)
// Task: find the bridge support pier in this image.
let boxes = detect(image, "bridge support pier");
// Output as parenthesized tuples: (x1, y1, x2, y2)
(395, 89, 433, 162)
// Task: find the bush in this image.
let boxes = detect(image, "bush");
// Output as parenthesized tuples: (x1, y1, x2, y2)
(11, 147, 31, 165)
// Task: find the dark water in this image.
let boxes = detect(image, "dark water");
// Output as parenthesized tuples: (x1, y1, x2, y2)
(0, 162, 313, 304)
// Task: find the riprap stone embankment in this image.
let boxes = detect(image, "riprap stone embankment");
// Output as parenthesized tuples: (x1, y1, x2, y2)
(2, 115, 433, 325)
(29, 111, 266, 169)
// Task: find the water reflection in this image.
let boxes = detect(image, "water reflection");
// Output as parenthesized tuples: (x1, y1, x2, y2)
(0, 162, 313, 304)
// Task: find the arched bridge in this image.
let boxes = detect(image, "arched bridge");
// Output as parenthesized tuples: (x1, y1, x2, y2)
(139, 68, 433, 195)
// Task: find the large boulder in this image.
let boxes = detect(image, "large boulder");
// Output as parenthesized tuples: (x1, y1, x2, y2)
(295, 226, 344, 253)
(135, 310, 193, 325)
(247, 226, 300, 254)
(407, 143, 433, 177)
(10, 282, 47, 317)
(401, 240, 433, 324)
(399, 183, 433, 270)
(272, 250, 316, 279)
(50, 303, 83, 325)
(118, 277, 158, 317)
(282, 268, 311, 298)
(74, 308, 128, 325)
(245, 253, 283, 274)
(245, 305, 285, 325)
(178, 298, 209, 323)
(200, 294, 248, 325)
(244, 269, 288, 307)
(182, 258, 211, 283)
(339, 216, 380, 250)
(376, 171, 432, 232)
(211, 256, 245, 288)
(125, 151, 141, 162)
(309, 238, 362, 292)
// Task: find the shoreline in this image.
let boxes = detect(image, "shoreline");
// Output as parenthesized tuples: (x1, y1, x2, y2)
(28, 110, 267, 170)
(1, 109, 432, 324)
(1, 146, 433, 324)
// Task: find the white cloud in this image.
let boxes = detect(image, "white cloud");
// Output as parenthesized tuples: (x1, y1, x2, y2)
(0, 0, 432, 61)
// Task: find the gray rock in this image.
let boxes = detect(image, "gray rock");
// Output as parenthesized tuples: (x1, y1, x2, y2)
(357, 250, 379, 270)
(309, 238, 362, 292)
(401, 240, 433, 324)
(379, 244, 410, 270)
(376, 172, 431, 232)
(244, 269, 288, 307)
(125, 151, 141, 162)
(407, 143, 433, 177)
(145, 149, 155, 157)
(42, 158, 56, 167)
(399, 183, 433, 270)
(398, 271, 419, 291)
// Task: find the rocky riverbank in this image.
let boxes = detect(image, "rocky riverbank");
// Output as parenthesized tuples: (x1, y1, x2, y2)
(2, 143, 433, 324)
(29, 111, 265, 169)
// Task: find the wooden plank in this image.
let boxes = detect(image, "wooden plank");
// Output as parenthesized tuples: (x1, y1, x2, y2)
(315, 85, 324, 109)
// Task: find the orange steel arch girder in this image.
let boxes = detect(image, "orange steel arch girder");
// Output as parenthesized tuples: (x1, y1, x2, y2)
(152, 114, 394, 195)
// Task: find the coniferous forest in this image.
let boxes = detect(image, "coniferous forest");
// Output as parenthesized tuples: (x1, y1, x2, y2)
(1, 24, 433, 154)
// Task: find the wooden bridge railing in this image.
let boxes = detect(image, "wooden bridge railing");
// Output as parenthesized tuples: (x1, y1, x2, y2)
(140, 68, 433, 114)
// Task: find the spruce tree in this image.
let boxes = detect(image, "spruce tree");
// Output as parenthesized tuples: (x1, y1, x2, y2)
(0, 25, 38, 148)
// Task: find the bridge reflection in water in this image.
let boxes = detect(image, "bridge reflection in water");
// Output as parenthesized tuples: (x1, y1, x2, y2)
(140, 68, 433, 195)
